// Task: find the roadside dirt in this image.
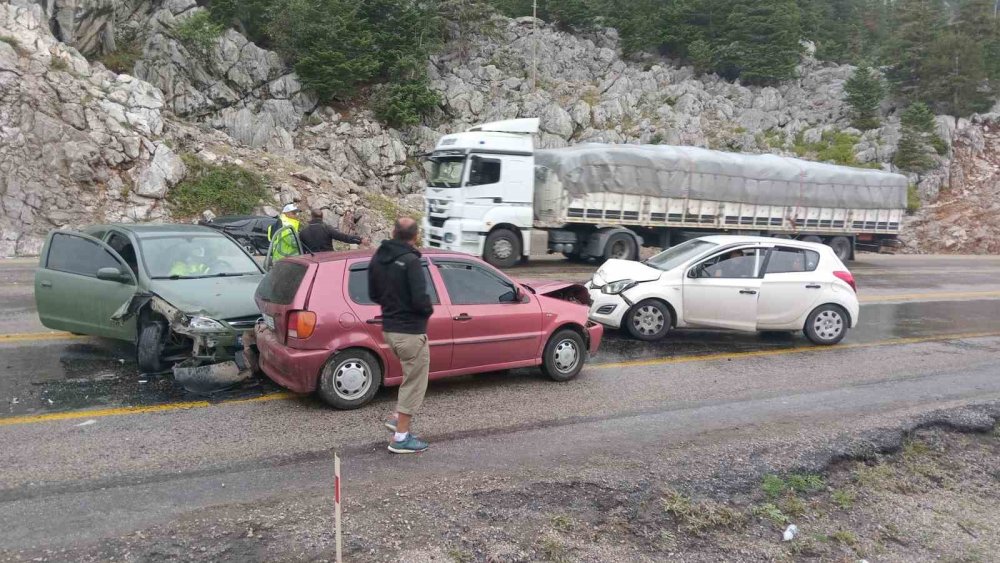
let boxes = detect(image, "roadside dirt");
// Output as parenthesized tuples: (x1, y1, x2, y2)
(5, 410, 998, 562)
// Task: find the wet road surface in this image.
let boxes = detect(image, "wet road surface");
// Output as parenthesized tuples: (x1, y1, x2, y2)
(1, 254, 1000, 560)
(2, 255, 999, 417)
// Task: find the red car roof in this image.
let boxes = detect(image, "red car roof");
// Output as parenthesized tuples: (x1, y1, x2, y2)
(286, 248, 472, 265)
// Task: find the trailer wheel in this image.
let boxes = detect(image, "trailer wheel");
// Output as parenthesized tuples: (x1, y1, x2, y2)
(484, 228, 521, 269)
(800, 235, 823, 244)
(828, 236, 852, 262)
(603, 233, 638, 261)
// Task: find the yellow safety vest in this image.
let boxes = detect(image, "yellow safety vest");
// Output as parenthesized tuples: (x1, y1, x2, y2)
(268, 214, 301, 261)
(169, 261, 210, 276)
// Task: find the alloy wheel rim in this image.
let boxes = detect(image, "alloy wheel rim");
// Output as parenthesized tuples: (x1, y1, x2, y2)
(553, 339, 580, 373)
(333, 359, 372, 400)
(813, 310, 844, 341)
(633, 306, 665, 335)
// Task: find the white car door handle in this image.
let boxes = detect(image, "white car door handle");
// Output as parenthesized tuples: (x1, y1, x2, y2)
(805, 284, 822, 289)
(739, 289, 757, 295)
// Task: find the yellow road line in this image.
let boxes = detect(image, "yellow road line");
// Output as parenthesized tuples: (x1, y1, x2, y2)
(860, 290, 1000, 303)
(595, 331, 1000, 370)
(0, 332, 86, 343)
(0, 391, 298, 427)
(3, 333, 1000, 428)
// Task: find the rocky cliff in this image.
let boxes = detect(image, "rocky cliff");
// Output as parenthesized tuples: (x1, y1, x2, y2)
(1, 2, 996, 257)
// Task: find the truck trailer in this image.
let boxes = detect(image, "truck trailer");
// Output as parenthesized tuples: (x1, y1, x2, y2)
(422, 118, 908, 268)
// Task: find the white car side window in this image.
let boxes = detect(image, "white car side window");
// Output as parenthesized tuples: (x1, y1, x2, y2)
(696, 248, 762, 279)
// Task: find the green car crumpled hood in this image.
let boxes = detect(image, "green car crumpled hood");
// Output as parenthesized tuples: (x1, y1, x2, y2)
(147, 275, 263, 321)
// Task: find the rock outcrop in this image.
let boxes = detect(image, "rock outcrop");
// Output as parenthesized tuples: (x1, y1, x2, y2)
(0, 2, 178, 255)
(900, 115, 1000, 254)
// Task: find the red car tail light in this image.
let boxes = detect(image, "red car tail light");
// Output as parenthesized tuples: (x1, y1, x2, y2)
(288, 310, 317, 339)
(833, 271, 857, 293)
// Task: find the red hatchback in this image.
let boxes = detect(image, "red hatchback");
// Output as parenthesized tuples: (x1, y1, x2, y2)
(253, 250, 603, 409)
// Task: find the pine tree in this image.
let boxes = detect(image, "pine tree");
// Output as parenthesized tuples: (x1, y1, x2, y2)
(922, 31, 994, 118)
(716, 0, 802, 85)
(895, 102, 943, 172)
(844, 64, 886, 130)
(884, 0, 945, 102)
(956, 0, 1000, 80)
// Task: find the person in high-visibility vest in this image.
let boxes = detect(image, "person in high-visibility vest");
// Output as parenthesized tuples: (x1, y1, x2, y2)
(267, 203, 302, 261)
(168, 246, 211, 277)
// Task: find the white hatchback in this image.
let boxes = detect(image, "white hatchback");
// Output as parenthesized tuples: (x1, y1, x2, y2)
(587, 235, 860, 345)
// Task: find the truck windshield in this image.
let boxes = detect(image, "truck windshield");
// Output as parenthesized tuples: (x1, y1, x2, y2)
(644, 239, 718, 271)
(429, 157, 465, 188)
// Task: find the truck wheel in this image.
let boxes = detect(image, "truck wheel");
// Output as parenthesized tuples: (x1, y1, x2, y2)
(800, 235, 823, 244)
(137, 321, 167, 374)
(485, 228, 521, 269)
(828, 236, 852, 262)
(541, 329, 586, 382)
(317, 349, 382, 409)
(603, 233, 638, 261)
(625, 300, 672, 341)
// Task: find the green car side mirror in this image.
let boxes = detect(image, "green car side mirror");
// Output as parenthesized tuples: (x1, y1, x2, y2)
(96, 267, 129, 283)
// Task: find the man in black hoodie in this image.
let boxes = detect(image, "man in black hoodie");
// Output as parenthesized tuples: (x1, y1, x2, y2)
(368, 217, 433, 454)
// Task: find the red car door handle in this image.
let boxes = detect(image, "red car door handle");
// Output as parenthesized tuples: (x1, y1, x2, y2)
(453, 313, 472, 321)
(366, 317, 383, 325)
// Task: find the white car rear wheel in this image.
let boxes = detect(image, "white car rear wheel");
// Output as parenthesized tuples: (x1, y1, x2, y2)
(804, 304, 848, 345)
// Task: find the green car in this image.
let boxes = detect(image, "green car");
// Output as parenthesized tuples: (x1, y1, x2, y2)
(34, 224, 265, 373)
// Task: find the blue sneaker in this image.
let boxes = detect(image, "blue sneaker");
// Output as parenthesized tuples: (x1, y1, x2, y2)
(388, 434, 429, 454)
(384, 417, 398, 433)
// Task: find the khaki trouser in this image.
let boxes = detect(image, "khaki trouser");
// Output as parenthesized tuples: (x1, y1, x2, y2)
(384, 332, 429, 416)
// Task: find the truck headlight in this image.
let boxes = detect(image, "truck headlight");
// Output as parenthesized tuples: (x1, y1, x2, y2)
(187, 316, 227, 332)
(602, 279, 637, 294)
(444, 233, 456, 243)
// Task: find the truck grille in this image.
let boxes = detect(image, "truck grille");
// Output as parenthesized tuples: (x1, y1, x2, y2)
(428, 217, 446, 228)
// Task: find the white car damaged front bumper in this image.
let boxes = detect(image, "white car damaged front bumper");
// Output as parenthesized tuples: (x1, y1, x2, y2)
(587, 285, 630, 329)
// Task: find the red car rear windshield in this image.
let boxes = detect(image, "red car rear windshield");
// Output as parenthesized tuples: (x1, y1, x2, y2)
(256, 261, 308, 305)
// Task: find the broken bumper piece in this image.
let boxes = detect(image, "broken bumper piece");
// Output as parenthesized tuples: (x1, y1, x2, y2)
(172, 359, 251, 394)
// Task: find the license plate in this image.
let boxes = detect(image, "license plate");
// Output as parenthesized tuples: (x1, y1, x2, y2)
(263, 314, 275, 331)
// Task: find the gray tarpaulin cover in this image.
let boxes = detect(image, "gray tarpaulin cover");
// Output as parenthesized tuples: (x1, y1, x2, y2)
(535, 144, 908, 209)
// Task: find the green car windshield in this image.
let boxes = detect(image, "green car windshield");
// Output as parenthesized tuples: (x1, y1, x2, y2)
(141, 235, 261, 279)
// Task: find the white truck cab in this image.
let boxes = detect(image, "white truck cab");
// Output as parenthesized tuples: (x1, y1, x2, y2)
(422, 118, 539, 267)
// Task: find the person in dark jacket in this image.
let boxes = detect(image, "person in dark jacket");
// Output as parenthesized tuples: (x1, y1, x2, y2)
(368, 217, 433, 454)
(299, 209, 369, 252)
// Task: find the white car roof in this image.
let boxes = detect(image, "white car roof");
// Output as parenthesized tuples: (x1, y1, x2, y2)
(695, 235, 831, 252)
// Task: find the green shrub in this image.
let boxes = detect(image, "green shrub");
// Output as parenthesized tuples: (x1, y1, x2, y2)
(906, 184, 921, 214)
(99, 46, 142, 74)
(50, 57, 70, 72)
(372, 80, 441, 128)
(169, 155, 271, 216)
(176, 11, 224, 57)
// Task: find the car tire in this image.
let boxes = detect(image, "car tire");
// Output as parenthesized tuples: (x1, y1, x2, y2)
(625, 299, 672, 341)
(828, 236, 852, 262)
(137, 321, 168, 374)
(541, 329, 586, 382)
(317, 349, 382, 409)
(603, 233, 638, 261)
(804, 304, 849, 345)
(484, 228, 521, 269)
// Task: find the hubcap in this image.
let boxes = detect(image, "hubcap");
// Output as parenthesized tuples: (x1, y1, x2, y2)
(493, 239, 513, 260)
(610, 240, 628, 259)
(632, 305, 665, 336)
(813, 310, 844, 341)
(553, 339, 580, 373)
(332, 359, 371, 400)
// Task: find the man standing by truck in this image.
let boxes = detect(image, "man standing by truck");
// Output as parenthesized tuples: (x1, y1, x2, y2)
(368, 217, 433, 454)
(299, 209, 369, 252)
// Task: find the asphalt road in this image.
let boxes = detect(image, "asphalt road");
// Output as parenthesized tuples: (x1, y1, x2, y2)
(1, 254, 999, 560)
